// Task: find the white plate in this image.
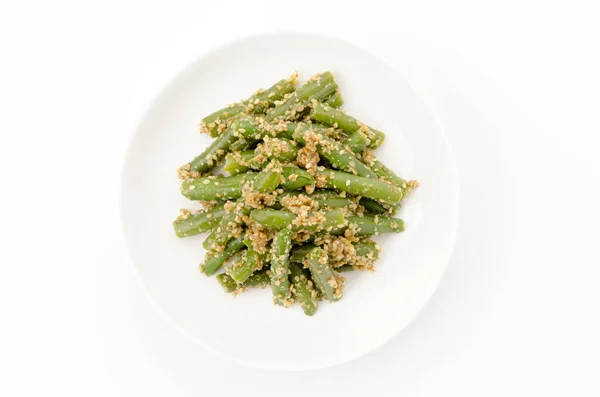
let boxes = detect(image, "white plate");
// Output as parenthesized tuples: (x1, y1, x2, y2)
(120, 33, 459, 370)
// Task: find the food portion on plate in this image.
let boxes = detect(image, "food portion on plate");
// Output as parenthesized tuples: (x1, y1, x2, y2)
(173, 71, 418, 316)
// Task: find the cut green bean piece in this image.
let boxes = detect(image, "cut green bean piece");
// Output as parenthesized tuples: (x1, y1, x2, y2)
(272, 122, 297, 140)
(345, 131, 369, 153)
(290, 244, 316, 263)
(200, 236, 245, 276)
(216, 269, 271, 293)
(254, 138, 299, 164)
(354, 239, 380, 259)
(227, 121, 303, 155)
(250, 209, 295, 229)
(267, 72, 335, 121)
(368, 157, 406, 187)
(182, 168, 278, 201)
(202, 229, 218, 251)
(207, 170, 278, 247)
(273, 192, 353, 210)
(336, 265, 355, 273)
(189, 118, 259, 173)
(293, 125, 377, 179)
(172, 204, 227, 238)
(230, 248, 266, 284)
(189, 122, 238, 173)
(244, 270, 271, 288)
(315, 197, 355, 209)
(359, 197, 388, 214)
(254, 169, 281, 193)
(201, 77, 297, 137)
(281, 167, 315, 190)
(310, 101, 385, 149)
(325, 215, 404, 237)
(229, 137, 258, 152)
(317, 168, 403, 204)
(224, 139, 299, 176)
(212, 200, 252, 248)
(290, 240, 379, 265)
(250, 209, 346, 232)
(223, 151, 254, 175)
(216, 273, 237, 293)
(289, 263, 318, 316)
(324, 90, 344, 108)
(270, 228, 293, 305)
(306, 247, 342, 302)
(201, 104, 245, 137)
(348, 215, 404, 235)
(182, 173, 251, 201)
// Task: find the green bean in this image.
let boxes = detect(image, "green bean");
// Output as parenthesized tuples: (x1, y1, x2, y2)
(189, 122, 239, 173)
(244, 269, 271, 288)
(172, 204, 227, 238)
(290, 240, 379, 264)
(226, 121, 304, 157)
(354, 239, 380, 259)
(225, 119, 326, 158)
(181, 168, 279, 201)
(182, 173, 248, 201)
(249, 208, 346, 232)
(306, 247, 342, 302)
(277, 189, 335, 200)
(317, 168, 403, 204)
(223, 139, 299, 175)
(209, 170, 278, 246)
(348, 140, 407, 188)
(216, 273, 237, 293)
(212, 200, 252, 249)
(348, 215, 404, 235)
(200, 236, 245, 276)
(223, 151, 254, 175)
(324, 90, 344, 108)
(201, 104, 245, 137)
(266, 72, 335, 121)
(309, 82, 338, 104)
(201, 77, 297, 137)
(345, 131, 369, 153)
(336, 265, 355, 273)
(229, 136, 259, 152)
(281, 166, 315, 190)
(270, 228, 293, 305)
(308, 189, 342, 198)
(315, 197, 355, 209)
(230, 248, 266, 284)
(323, 215, 403, 237)
(189, 118, 258, 173)
(293, 125, 377, 179)
(310, 101, 385, 149)
(272, 192, 354, 210)
(289, 263, 318, 316)
(272, 122, 297, 140)
(254, 138, 299, 163)
(216, 269, 271, 293)
(359, 197, 388, 214)
(368, 157, 406, 187)
(250, 209, 294, 229)
(253, 169, 281, 192)
(202, 229, 218, 251)
(290, 244, 316, 263)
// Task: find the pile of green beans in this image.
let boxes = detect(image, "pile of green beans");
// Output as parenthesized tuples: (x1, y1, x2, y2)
(173, 71, 418, 316)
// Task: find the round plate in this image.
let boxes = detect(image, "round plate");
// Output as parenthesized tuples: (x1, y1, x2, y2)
(121, 33, 459, 370)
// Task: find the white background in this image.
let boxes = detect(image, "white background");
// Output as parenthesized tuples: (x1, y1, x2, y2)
(1, 0, 599, 396)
